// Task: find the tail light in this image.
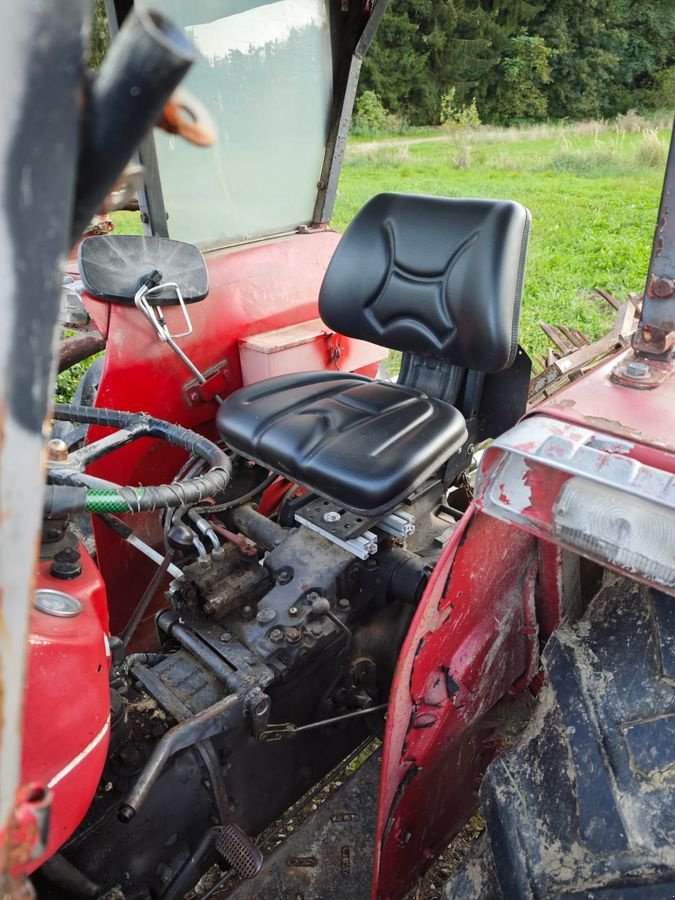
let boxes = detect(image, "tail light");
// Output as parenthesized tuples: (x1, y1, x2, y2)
(475, 416, 675, 594)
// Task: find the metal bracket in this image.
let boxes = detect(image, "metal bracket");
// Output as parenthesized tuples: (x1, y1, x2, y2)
(184, 361, 232, 406)
(375, 510, 415, 539)
(295, 513, 377, 560)
(611, 354, 675, 390)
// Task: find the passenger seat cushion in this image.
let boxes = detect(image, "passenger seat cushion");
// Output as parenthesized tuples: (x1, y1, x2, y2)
(217, 371, 468, 515)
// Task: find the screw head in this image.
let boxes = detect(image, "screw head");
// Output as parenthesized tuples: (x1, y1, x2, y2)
(257, 607, 276, 624)
(47, 438, 69, 462)
(289, 606, 299, 617)
(286, 626, 302, 643)
(338, 598, 350, 610)
(310, 623, 323, 638)
(626, 360, 649, 378)
(277, 568, 293, 585)
(269, 628, 284, 643)
(323, 511, 341, 523)
(219, 631, 232, 643)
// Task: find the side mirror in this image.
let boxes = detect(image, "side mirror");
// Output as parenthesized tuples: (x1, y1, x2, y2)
(78, 234, 208, 306)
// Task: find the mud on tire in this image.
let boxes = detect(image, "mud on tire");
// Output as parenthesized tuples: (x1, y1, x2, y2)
(446, 576, 675, 899)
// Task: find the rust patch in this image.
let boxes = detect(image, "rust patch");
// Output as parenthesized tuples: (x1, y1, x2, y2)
(647, 274, 675, 299)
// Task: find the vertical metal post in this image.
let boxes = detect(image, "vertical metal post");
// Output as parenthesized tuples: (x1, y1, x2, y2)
(313, 0, 391, 226)
(632, 121, 675, 356)
(0, 0, 87, 884)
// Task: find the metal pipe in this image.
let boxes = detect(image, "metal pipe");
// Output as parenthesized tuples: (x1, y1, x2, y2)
(72, 8, 196, 239)
(121, 548, 176, 649)
(157, 611, 238, 691)
(118, 692, 240, 823)
(39, 853, 101, 899)
(227, 505, 285, 551)
(58, 331, 105, 373)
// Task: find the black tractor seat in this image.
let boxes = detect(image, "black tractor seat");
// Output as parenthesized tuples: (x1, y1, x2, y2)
(216, 371, 467, 516)
(217, 193, 530, 517)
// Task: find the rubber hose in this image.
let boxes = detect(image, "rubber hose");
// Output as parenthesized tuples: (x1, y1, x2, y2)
(45, 405, 232, 516)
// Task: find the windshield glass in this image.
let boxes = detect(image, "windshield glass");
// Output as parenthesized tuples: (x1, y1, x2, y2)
(151, 0, 333, 248)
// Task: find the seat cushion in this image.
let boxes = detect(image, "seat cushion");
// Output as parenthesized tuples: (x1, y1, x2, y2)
(216, 371, 468, 515)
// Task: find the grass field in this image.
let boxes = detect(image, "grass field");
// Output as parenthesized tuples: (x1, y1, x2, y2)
(111, 120, 670, 365)
(336, 124, 670, 361)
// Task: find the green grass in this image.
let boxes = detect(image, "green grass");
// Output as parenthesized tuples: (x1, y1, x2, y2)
(107, 122, 669, 367)
(335, 126, 669, 361)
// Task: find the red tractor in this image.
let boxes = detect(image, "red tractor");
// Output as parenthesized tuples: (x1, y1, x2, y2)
(1, 2, 674, 899)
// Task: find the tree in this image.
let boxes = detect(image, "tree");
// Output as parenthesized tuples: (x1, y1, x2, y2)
(490, 31, 553, 122)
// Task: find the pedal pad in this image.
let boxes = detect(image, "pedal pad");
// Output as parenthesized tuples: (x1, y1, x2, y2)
(215, 823, 263, 880)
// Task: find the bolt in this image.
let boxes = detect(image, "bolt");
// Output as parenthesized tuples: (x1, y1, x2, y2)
(626, 360, 649, 378)
(289, 606, 299, 617)
(257, 607, 277, 624)
(47, 438, 69, 462)
(241, 605, 255, 621)
(50, 546, 82, 580)
(310, 623, 323, 638)
(188, 390, 200, 403)
(286, 627, 302, 643)
(307, 591, 320, 603)
(277, 568, 293, 585)
(649, 275, 675, 299)
(269, 628, 284, 643)
(338, 598, 350, 610)
(467, 444, 475, 456)
(323, 511, 341, 523)
(219, 631, 232, 643)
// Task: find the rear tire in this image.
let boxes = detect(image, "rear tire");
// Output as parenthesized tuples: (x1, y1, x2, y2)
(445, 575, 675, 899)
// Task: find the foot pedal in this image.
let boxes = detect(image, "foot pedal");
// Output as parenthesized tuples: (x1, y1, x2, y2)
(215, 824, 263, 880)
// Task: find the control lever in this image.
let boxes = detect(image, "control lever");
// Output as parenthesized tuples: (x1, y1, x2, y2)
(133, 272, 224, 402)
(121, 523, 193, 649)
(161, 824, 263, 900)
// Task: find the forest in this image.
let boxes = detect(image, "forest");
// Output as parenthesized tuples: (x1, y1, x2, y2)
(357, 0, 674, 127)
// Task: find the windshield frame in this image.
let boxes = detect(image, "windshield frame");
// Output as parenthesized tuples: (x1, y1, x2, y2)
(104, 0, 389, 250)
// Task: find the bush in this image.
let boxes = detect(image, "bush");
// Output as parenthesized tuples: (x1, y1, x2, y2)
(615, 109, 647, 134)
(647, 66, 675, 112)
(352, 91, 398, 135)
(440, 88, 481, 130)
(634, 129, 667, 168)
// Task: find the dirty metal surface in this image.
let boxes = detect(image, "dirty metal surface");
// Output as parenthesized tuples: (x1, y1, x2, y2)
(537, 344, 675, 460)
(226, 747, 381, 900)
(373, 507, 540, 900)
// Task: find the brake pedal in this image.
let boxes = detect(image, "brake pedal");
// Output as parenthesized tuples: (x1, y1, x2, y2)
(215, 823, 263, 880)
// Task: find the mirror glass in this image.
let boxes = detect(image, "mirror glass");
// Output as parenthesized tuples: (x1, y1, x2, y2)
(78, 235, 209, 305)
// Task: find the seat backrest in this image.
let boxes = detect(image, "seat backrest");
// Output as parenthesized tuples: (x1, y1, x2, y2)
(319, 193, 530, 374)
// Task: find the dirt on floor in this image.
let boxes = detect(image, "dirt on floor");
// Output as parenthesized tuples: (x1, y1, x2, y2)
(408, 813, 485, 900)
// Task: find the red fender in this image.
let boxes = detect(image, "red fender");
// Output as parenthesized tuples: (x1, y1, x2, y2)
(373, 506, 541, 899)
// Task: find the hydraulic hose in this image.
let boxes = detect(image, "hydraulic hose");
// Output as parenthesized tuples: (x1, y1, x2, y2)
(44, 405, 232, 517)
